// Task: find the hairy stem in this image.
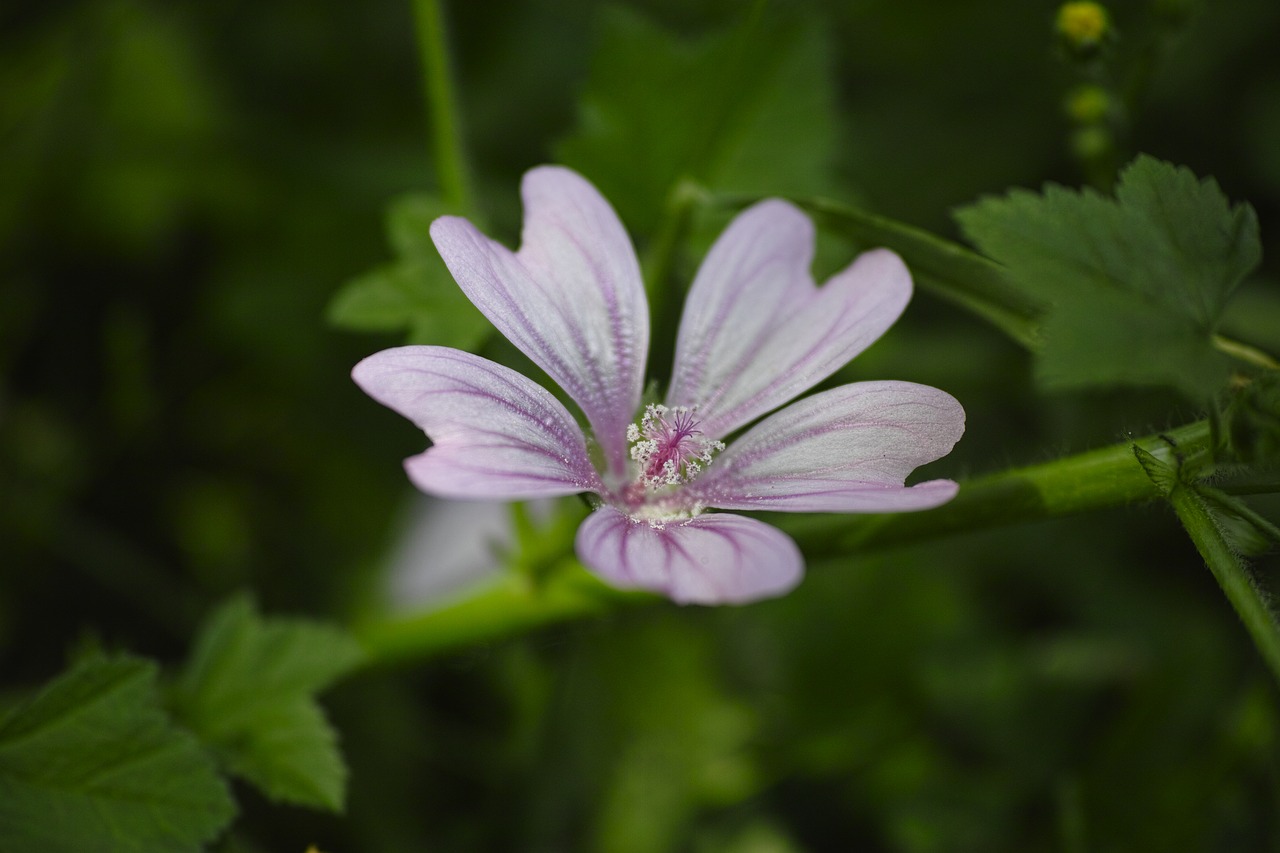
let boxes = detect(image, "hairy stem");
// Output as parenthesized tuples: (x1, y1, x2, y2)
(1169, 484, 1280, 685)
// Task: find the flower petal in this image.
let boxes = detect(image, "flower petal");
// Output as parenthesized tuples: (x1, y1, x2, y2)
(687, 381, 965, 512)
(353, 346, 603, 499)
(666, 200, 912, 439)
(429, 167, 648, 478)
(575, 507, 803, 605)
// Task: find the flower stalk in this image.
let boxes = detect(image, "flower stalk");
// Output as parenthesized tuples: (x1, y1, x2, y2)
(1168, 485, 1280, 685)
(412, 0, 472, 211)
(356, 417, 1233, 665)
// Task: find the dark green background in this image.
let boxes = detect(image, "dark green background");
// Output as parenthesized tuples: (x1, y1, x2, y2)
(4, 0, 1280, 849)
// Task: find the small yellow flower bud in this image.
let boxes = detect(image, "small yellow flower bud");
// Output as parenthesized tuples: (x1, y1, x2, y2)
(1065, 85, 1111, 124)
(1057, 2, 1110, 49)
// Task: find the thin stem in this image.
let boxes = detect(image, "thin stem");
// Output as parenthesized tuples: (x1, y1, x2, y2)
(1213, 333, 1280, 371)
(1057, 778, 1088, 853)
(412, 0, 471, 210)
(1169, 484, 1280, 686)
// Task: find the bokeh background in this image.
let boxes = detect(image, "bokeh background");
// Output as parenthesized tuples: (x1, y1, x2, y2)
(4, 0, 1280, 849)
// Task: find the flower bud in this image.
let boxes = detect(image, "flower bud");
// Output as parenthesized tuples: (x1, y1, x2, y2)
(1065, 85, 1111, 125)
(1056, 2, 1111, 54)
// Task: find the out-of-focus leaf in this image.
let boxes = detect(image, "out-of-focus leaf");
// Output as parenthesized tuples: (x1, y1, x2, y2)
(328, 193, 490, 349)
(171, 597, 365, 812)
(956, 155, 1261, 398)
(557, 6, 837, 236)
(0, 655, 235, 853)
(78, 0, 233, 252)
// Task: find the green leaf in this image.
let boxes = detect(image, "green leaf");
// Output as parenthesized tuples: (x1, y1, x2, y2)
(172, 597, 365, 812)
(956, 155, 1261, 398)
(328, 193, 490, 349)
(557, 6, 838, 236)
(0, 655, 235, 853)
(1133, 444, 1180, 497)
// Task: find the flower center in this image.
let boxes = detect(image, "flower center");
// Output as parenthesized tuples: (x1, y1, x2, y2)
(626, 404, 724, 490)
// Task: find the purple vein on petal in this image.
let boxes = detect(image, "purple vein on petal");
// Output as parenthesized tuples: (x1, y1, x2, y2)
(574, 508, 804, 605)
(430, 167, 648, 478)
(687, 380, 965, 513)
(668, 199, 913, 440)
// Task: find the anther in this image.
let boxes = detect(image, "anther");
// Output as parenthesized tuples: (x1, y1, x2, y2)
(627, 404, 724, 490)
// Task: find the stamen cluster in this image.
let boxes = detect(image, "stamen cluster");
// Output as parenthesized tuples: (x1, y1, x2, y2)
(626, 404, 724, 490)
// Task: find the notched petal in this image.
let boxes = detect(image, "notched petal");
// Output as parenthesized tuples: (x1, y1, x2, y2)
(668, 198, 913, 438)
(429, 167, 648, 477)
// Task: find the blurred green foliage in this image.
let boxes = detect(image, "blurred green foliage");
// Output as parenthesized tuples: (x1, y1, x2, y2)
(171, 597, 365, 812)
(4, 0, 1280, 850)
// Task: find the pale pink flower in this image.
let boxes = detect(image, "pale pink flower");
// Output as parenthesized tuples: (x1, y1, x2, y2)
(354, 167, 964, 604)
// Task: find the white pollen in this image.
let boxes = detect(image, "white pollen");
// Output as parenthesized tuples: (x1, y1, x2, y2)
(624, 403, 724, 492)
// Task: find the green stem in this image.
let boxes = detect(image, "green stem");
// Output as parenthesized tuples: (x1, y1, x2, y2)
(1212, 334, 1280, 372)
(1057, 778, 1087, 853)
(1168, 484, 1280, 685)
(357, 418, 1251, 665)
(412, 0, 471, 210)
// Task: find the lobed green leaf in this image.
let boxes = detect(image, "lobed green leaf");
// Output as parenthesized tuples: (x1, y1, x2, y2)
(956, 155, 1262, 398)
(172, 597, 365, 812)
(327, 193, 490, 349)
(0, 655, 235, 853)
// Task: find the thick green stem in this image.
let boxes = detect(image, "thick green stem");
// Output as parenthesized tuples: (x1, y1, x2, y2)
(1169, 485, 1280, 685)
(356, 419, 1241, 665)
(412, 0, 471, 210)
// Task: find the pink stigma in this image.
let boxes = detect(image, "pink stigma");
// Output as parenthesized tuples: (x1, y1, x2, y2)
(626, 404, 724, 489)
